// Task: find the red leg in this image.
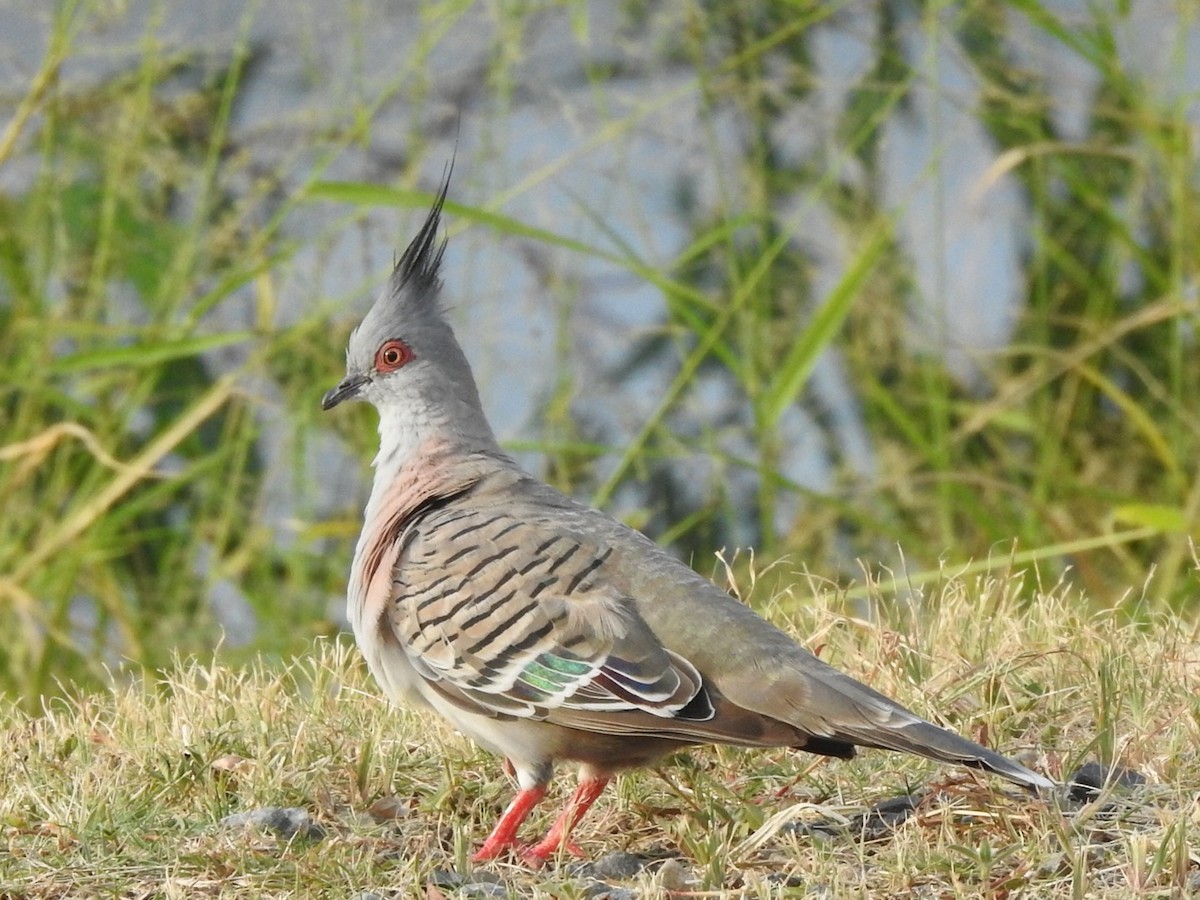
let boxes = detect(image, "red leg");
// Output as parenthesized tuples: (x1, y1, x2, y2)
(471, 784, 547, 862)
(523, 775, 611, 865)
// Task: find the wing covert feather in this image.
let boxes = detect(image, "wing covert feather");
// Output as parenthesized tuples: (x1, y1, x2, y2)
(389, 503, 708, 725)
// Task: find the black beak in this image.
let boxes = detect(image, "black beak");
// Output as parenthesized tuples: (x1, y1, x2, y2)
(321, 373, 369, 410)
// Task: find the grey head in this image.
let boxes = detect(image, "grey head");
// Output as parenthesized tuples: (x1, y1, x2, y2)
(322, 171, 500, 457)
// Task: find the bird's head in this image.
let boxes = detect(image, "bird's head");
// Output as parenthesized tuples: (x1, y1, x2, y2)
(322, 168, 499, 461)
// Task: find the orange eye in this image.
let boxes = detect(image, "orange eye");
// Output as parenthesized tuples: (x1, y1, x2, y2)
(374, 339, 413, 373)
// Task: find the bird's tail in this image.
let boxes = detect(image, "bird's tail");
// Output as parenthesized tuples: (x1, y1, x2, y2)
(852, 716, 1056, 792)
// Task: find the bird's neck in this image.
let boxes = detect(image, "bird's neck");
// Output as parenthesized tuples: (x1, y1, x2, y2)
(372, 391, 502, 475)
(351, 424, 511, 637)
(366, 395, 512, 523)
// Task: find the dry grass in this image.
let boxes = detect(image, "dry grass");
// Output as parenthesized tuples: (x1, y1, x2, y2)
(2, 571, 1198, 898)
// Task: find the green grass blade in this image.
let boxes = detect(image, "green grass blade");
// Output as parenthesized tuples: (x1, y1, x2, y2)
(760, 217, 891, 430)
(48, 332, 254, 375)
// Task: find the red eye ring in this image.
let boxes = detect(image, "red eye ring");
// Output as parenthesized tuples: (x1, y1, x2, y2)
(374, 339, 413, 373)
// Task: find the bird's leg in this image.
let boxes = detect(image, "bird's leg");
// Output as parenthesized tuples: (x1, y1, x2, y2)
(523, 775, 611, 865)
(471, 784, 547, 862)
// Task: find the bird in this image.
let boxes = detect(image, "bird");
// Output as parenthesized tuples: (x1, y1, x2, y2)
(322, 172, 1054, 866)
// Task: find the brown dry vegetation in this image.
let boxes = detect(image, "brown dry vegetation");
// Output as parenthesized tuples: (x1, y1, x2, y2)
(2, 571, 1197, 898)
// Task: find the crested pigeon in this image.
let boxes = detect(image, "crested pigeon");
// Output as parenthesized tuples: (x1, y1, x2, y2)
(322, 175, 1054, 865)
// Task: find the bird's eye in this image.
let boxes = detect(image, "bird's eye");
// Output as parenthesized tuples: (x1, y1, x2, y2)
(374, 339, 413, 373)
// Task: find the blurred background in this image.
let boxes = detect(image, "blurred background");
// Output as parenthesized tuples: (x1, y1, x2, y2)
(0, 0, 1197, 707)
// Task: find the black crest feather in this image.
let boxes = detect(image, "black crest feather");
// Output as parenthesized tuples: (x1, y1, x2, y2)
(391, 161, 452, 303)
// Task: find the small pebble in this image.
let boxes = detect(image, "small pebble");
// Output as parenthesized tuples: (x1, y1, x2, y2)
(1036, 853, 1068, 878)
(430, 868, 506, 894)
(466, 870, 503, 886)
(367, 795, 412, 823)
(790, 793, 919, 842)
(459, 883, 506, 899)
(764, 872, 807, 889)
(591, 850, 645, 880)
(583, 887, 636, 900)
(218, 807, 326, 840)
(1066, 762, 1147, 804)
(209, 753, 252, 775)
(657, 858, 691, 892)
(564, 861, 597, 879)
(430, 869, 463, 888)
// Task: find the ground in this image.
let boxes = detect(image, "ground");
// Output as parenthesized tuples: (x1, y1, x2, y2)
(2, 575, 1197, 898)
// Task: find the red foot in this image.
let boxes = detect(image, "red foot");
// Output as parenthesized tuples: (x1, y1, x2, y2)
(472, 775, 612, 867)
(471, 785, 546, 862)
(522, 836, 586, 867)
(520, 776, 610, 865)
